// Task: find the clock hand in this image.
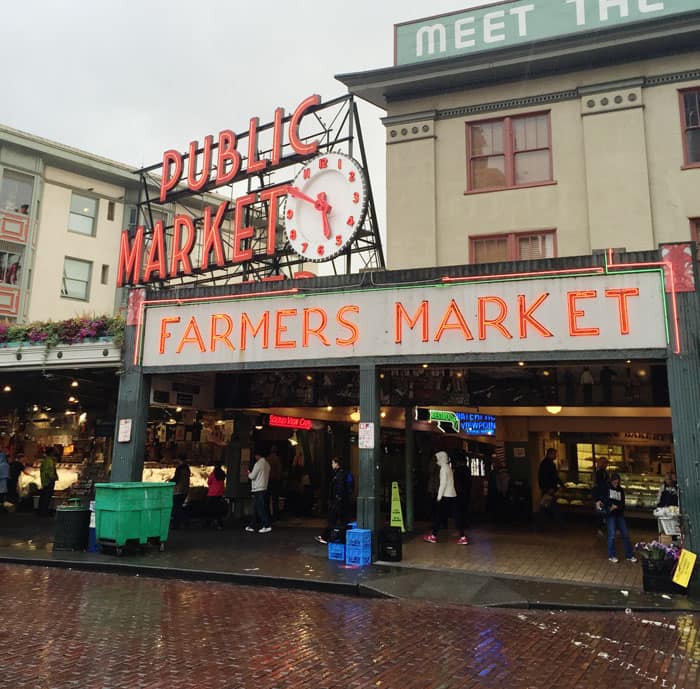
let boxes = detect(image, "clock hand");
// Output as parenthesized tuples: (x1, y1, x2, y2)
(316, 192, 332, 239)
(287, 185, 317, 206)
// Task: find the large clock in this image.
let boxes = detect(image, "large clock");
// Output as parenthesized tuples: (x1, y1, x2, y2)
(284, 152, 368, 262)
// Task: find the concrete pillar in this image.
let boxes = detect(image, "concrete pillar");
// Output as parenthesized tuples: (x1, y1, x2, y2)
(357, 362, 380, 535)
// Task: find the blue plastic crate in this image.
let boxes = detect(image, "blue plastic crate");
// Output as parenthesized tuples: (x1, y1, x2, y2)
(346, 528, 371, 549)
(345, 544, 371, 566)
(328, 542, 345, 561)
(347, 521, 358, 529)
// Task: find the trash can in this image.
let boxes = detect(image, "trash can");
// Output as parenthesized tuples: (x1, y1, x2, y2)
(94, 482, 175, 553)
(378, 526, 402, 562)
(54, 505, 90, 551)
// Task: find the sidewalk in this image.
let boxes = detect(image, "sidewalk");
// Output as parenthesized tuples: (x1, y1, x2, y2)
(1, 512, 696, 611)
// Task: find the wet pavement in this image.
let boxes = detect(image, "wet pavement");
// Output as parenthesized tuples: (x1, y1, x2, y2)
(1, 512, 697, 611)
(3, 563, 700, 689)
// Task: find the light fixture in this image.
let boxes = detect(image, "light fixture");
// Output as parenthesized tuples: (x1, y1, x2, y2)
(542, 370, 551, 377)
(288, 431, 299, 446)
(176, 406, 183, 412)
(32, 404, 39, 412)
(545, 405, 563, 415)
(326, 405, 333, 412)
(3, 385, 11, 392)
(306, 374, 313, 381)
(380, 410, 387, 419)
(422, 363, 429, 369)
(379, 373, 385, 379)
(68, 396, 77, 403)
(350, 408, 360, 423)
(78, 412, 87, 424)
(518, 361, 525, 367)
(71, 380, 79, 388)
(456, 371, 463, 378)
(637, 369, 648, 377)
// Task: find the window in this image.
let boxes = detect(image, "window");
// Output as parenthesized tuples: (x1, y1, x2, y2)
(0, 169, 33, 213)
(100, 264, 109, 285)
(467, 113, 552, 191)
(680, 88, 700, 167)
(61, 257, 92, 300)
(68, 192, 97, 236)
(470, 230, 556, 264)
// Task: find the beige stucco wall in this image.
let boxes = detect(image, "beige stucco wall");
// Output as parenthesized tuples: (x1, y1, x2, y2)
(27, 166, 125, 321)
(384, 52, 700, 269)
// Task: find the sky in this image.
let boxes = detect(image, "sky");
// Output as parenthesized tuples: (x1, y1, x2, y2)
(0, 0, 489, 235)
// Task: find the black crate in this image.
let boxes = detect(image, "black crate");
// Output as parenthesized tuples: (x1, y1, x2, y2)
(379, 526, 402, 562)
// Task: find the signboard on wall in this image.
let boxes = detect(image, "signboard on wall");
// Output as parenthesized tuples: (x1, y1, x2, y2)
(138, 270, 669, 368)
(394, 0, 698, 66)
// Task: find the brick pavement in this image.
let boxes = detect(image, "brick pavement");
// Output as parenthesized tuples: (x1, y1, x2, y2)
(3, 563, 699, 689)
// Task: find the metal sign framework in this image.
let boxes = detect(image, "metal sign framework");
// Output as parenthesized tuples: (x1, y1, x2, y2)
(134, 94, 384, 288)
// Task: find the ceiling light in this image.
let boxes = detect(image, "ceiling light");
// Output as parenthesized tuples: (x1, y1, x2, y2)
(545, 405, 563, 415)
(3, 385, 11, 392)
(542, 370, 550, 377)
(288, 431, 299, 446)
(176, 406, 182, 412)
(379, 373, 385, 379)
(306, 374, 313, 381)
(380, 410, 387, 418)
(68, 396, 77, 403)
(326, 405, 333, 412)
(456, 371, 463, 378)
(350, 408, 360, 423)
(71, 380, 79, 388)
(518, 361, 525, 367)
(637, 369, 648, 377)
(422, 363, 429, 369)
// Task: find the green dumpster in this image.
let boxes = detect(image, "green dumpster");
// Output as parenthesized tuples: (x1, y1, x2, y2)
(94, 482, 175, 553)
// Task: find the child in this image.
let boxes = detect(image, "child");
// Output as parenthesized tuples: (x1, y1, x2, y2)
(603, 473, 637, 564)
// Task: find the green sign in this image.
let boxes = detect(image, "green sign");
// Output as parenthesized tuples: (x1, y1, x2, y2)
(395, 0, 698, 66)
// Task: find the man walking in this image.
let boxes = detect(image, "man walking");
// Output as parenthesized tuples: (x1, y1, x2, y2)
(315, 457, 348, 545)
(38, 448, 58, 516)
(247, 449, 272, 533)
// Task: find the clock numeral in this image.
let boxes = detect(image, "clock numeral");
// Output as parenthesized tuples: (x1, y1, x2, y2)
(289, 229, 297, 240)
(352, 192, 360, 204)
(346, 215, 355, 227)
(318, 157, 328, 169)
(286, 209, 294, 220)
(337, 158, 343, 170)
(301, 242, 308, 253)
(348, 171, 356, 182)
(303, 168, 311, 180)
(335, 234, 342, 246)
(317, 244, 325, 256)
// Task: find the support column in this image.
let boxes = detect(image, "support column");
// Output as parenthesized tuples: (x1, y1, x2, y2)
(404, 406, 415, 532)
(357, 362, 380, 535)
(111, 320, 149, 482)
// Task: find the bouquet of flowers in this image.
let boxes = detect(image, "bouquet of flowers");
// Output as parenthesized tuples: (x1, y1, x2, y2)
(634, 540, 680, 562)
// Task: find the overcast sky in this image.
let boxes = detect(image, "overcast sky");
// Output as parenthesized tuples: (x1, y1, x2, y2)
(0, 0, 488, 233)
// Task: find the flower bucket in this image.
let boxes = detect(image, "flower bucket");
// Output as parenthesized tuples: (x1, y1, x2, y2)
(641, 558, 685, 595)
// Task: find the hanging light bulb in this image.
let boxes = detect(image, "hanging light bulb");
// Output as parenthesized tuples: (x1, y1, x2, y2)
(349, 408, 360, 423)
(288, 431, 299, 446)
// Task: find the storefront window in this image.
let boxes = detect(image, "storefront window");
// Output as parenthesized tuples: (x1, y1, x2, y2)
(0, 169, 33, 213)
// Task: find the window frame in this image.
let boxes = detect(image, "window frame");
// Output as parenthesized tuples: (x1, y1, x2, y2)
(466, 111, 554, 193)
(61, 256, 92, 301)
(68, 191, 98, 237)
(469, 229, 557, 264)
(680, 87, 700, 169)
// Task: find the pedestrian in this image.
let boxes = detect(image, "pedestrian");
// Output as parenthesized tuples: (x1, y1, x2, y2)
(593, 456, 610, 536)
(451, 450, 471, 545)
(423, 451, 457, 543)
(0, 450, 9, 506)
(7, 452, 26, 504)
(316, 457, 348, 544)
(246, 449, 272, 533)
(38, 448, 58, 516)
(206, 463, 227, 530)
(602, 473, 637, 563)
(656, 472, 678, 508)
(169, 455, 190, 529)
(537, 447, 564, 524)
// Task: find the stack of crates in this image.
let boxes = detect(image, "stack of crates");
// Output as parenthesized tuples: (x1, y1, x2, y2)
(345, 528, 372, 566)
(328, 542, 346, 561)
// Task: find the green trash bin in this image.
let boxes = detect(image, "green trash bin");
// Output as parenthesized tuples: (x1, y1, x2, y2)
(94, 482, 175, 553)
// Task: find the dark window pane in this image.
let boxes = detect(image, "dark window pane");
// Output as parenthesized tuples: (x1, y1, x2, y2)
(471, 156, 506, 188)
(687, 129, 700, 164)
(684, 92, 700, 128)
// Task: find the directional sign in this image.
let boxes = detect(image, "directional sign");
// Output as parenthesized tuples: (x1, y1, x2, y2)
(415, 407, 459, 434)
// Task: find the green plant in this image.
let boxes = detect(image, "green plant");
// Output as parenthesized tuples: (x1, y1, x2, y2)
(0, 314, 125, 349)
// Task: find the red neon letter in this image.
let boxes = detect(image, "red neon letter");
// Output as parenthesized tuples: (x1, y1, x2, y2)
(186, 136, 212, 192)
(517, 293, 553, 339)
(159, 317, 180, 354)
(200, 202, 227, 271)
(477, 297, 512, 340)
(246, 117, 268, 174)
(160, 150, 182, 202)
(271, 107, 284, 166)
(567, 290, 600, 336)
(117, 227, 144, 287)
(215, 130, 241, 186)
(259, 185, 289, 255)
(433, 299, 474, 342)
(336, 305, 360, 346)
(302, 308, 330, 347)
(176, 316, 206, 353)
(274, 309, 297, 349)
(240, 312, 270, 350)
(604, 288, 639, 335)
(289, 94, 320, 156)
(395, 301, 429, 343)
(169, 215, 196, 278)
(143, 221, 167, 283)
(210, 314, 234, 352)
(232, 193, 257, 263)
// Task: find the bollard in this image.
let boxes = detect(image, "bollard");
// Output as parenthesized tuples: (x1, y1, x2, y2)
(88, 500, 98, 552)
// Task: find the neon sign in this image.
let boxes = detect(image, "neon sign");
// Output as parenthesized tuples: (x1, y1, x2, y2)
(455, 411, 496, 436)
(268, 414, 312, 431)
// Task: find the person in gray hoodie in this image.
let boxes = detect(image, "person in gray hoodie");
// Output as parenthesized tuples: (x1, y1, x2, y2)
(424, 451, 462, 544)
(246, 449, 272, 533)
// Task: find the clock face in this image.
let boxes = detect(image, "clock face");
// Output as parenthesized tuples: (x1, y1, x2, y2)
(284, 152, 368, 262)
